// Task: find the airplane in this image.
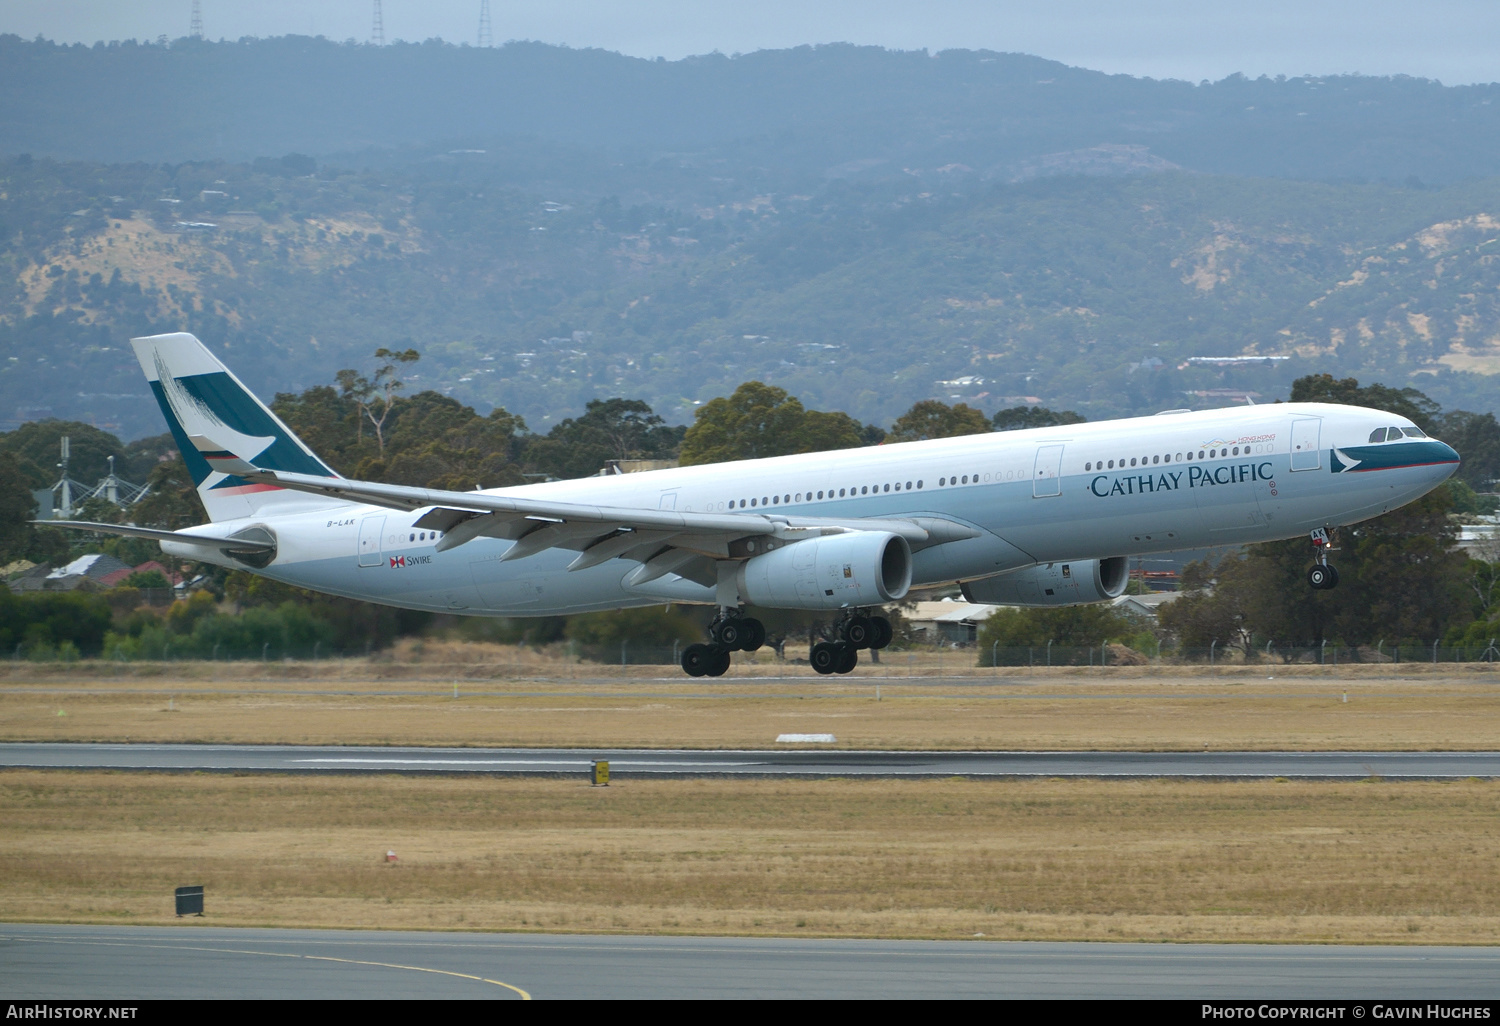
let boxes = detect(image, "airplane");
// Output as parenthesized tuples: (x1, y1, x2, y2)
(49, 332, 1460, 677)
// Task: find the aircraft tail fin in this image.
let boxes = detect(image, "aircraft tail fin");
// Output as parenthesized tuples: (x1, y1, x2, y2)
(131, 332, 345, 522)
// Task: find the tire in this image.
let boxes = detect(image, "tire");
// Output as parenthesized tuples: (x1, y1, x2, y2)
(869, 616, 893, 650)
(844, 615, 873, 649)
(835, 642, 859, 674)
(1324, 564, 1340, 589)
(810, 641, 840, 675)
(1308, 564, 1334, 590)
(706, 646, 731, 677)
(716, 618, 744, 650)
(742, 618, 766, 652)
(681, 643, 713, 676)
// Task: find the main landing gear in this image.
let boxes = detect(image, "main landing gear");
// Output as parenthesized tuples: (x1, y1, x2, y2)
(1307, 527, 1340, 590)
(810, 611, 894, 676)
(680, 611, 766, 678)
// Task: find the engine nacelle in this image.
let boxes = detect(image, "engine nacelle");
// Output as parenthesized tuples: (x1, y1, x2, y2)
(736, 531, 912, 610)
(960, 556, 1128, 607)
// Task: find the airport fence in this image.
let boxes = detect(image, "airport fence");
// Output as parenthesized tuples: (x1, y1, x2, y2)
(978, 640, 1500, 667)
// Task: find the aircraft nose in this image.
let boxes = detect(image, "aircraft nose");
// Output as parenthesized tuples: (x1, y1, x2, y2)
(1431, 439, 1461, 478)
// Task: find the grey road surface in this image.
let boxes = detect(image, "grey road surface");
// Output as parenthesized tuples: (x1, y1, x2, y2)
(2, 742, 1498, 778)
(2, 924, 1498, 999)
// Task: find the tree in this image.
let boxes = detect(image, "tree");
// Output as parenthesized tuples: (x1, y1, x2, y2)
(1160, 484, 1472, 651)
(887, 399, 990, 442)
(1434, 410, 1500, 490)
(0, 419, 125, 486)
(679, 381, 864, 465)
(128, 455, 206, 529)
(992, 406, 1087, 432)
(1157, 555, 1256, 654)
(977, 604, 1133, 650)
(336, 347, 420, 456)
(0, 450, 40, 563)
(1289, 374, 1440, 433)
(523, 398, 683, 480)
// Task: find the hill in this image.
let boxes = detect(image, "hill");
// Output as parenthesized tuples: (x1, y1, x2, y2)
(3, 35, 1500, 188)
(3, 152, 1499, 438)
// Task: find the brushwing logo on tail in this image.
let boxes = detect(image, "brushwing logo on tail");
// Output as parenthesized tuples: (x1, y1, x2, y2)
(154, 351, 276, 469)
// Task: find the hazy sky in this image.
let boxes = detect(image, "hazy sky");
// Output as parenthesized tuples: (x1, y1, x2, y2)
(6, 1, 1498, 85)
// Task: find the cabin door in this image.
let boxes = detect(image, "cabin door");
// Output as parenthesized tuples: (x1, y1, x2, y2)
(1290, 418, 1322, 471)
(357, 515, 386, 567)
(1033, 444, 1065, 497)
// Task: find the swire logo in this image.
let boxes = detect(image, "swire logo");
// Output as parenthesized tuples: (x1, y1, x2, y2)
(390, 555, 406, 568)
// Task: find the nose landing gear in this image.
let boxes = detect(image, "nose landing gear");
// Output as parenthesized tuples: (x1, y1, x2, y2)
(1308, 527, 1340, 590)
(810, 610, 895, 675)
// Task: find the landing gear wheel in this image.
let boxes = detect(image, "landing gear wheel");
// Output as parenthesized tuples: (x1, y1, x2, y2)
(741, 618, 766, 653)
(834, 642, 859, 674)
(843, 615, 874, 649)
(1307, 564, 1339, 590)
(715, 618, 746, 650)
(705, 646, 732, 677)
(682, 643, 714, 676)
(869, 616, 893, 651)
(810, 641, 841, 675)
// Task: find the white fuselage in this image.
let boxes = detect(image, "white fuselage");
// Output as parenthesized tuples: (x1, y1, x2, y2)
(165, 402, 1458, 615)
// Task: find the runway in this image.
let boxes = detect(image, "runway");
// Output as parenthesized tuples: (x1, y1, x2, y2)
(2, 742, 1499, 777)
(3, 924, 1498, 999)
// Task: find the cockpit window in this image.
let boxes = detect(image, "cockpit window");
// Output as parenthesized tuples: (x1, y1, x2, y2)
(1402, 426, 1427, 438)
(1369, 429, 1385, 443)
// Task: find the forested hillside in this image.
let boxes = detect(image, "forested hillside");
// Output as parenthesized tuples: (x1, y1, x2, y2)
(3, 152, 1499, 439)
(5, 36, 1500, 186)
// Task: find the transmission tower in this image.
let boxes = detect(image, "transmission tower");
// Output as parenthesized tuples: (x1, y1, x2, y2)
(478, 0, 492, 47)
(190, 0, 202, 38)
(371, 0, 385, 46)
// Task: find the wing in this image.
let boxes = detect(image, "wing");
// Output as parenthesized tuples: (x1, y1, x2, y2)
(190, 436, 980, 586)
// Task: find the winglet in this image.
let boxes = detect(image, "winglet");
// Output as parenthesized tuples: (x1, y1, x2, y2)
(187, 434, 265, 478)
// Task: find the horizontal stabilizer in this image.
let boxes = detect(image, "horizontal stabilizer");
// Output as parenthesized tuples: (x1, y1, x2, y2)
(187, 434, 262, 477)
(38, 520, 276, 552)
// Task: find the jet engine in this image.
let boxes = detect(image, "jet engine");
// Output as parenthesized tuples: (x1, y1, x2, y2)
(737, 531, 912, 610)
(960, 556, 1128, 607)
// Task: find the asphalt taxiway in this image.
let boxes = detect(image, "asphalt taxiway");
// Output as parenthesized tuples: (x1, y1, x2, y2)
(2, 742, 1498, 778)
(3, 924, 1499, 999)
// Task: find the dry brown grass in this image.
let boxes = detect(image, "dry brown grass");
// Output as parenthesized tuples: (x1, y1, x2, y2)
(3, 771, 1499, 943)
(2, 661, 1499, 750)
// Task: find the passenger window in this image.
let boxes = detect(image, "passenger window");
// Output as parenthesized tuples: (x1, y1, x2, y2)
(1129, 459, 1136, 467)
(961, 475, 968, 484)
(1403, 426, 1426, 438)
(1175, 453, 1182, 461)
(409, 533, 415, 541)
(750, 498, 757, 507)
(939, 477, 946, 486)
(883, 484, 890, 493)
(906, 481, 913, 489)
(1086, 462, 1092, 471)
(772, 495, 779, 504)
(1152, 455, 1159, 465)
(917, 480, 923, 488)
(839, 489, 846, 497)
(784, 494, 790, 503)
(1107, 460, 1114, 469)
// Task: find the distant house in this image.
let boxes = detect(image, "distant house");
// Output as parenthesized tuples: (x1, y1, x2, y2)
(906, 601, 1004, 644)
(1111, 592, 1181, 618)
(10, 553, 132, 593)
(97, 560, 182, 589)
